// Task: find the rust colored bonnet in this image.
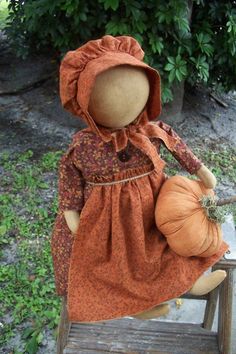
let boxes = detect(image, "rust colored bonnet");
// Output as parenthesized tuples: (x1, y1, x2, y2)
(59, 35, 162, 136)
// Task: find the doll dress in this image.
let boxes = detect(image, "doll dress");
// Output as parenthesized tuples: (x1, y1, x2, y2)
(50, 35, 228, 322)
(52, 120, 228, 323)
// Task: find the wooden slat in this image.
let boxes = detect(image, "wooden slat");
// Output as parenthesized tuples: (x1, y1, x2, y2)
(181, 293, 209, 300)
(215, 258, 236, 269)
(64, 319, 219, 354)
(69, 318, 214, 334)
(65, 350, 120, 354)
(203, 286, 219, 330)
(57, 296, 70, 354)
(218, 269, 234, 354)
(65, 337, 218, 354)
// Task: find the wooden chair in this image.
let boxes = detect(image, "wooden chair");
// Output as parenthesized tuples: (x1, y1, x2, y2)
(56, 241, 236, 354)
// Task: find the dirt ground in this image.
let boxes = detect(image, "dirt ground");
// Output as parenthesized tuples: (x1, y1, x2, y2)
(1, 32, 236, 155)
(0, 33, 236, 353)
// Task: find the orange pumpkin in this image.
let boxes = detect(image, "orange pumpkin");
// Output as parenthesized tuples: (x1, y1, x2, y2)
(155, 175, 223, 257)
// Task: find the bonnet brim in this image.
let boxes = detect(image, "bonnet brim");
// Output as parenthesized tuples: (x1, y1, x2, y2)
(59, 35, 161, 131)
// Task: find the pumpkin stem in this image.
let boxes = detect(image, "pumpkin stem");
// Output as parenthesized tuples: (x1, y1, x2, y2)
(199, 195, 229, 224)
(216, 195, 236, 206)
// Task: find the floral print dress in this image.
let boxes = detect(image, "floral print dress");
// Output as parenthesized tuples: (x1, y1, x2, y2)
(51, 118, 228, 322)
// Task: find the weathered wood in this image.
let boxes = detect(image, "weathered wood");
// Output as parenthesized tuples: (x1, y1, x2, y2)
(218, 269, 234, 354)
(181, 293, 209, 300)
(214, 258, 236, 269)
(202, 286, 219, 330)
(65, 350, 121, 354)
(69, 317, 211, 333)
(56, 296, 71, 354)
(64, 319, 219, 354)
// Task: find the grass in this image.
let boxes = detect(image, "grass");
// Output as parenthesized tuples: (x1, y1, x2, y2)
(195, 147, 236, 184)
(0, 149, 63, 354)
(0, 145, 235, 353)
(161, 144, 236, 181)
(0, 0, 9, 30)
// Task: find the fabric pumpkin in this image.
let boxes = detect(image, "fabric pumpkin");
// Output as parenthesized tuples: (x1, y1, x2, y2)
(155, 175, 224, 257)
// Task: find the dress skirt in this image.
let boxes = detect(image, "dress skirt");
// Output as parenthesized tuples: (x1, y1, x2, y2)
(66, 165, 228, 322)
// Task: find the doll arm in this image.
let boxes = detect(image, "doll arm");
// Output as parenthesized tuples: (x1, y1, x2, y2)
(195, 164, 216, 189)
(64, 210, 80, 234)
(58, 150, 84, 234)
(157, 121, 216, 188)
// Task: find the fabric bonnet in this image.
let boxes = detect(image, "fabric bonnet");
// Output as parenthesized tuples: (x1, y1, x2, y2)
(59, 35, 162, 134)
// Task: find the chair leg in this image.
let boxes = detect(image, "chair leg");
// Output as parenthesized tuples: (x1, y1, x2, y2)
(56, 296, 70, 354)
(217, 269, 234, 354)
(202, 286, 219, 330)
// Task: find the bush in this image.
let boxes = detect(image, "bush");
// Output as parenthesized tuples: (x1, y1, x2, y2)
(0, 0, 9, 30)
(4, 0, 236, 102)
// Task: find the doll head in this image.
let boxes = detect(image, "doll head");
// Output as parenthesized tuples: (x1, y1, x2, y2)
(88, 65, 150, 129)
(60, 35, 162, 139)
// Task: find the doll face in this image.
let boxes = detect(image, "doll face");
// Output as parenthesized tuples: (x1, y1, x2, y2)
(88, 65, 150, 129)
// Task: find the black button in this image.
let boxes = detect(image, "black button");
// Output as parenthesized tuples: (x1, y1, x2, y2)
(117, 150, 131, 162)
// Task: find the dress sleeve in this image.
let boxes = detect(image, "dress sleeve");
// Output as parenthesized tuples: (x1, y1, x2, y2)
(58, 148, 84, 212)
(157, 121, 202, 174)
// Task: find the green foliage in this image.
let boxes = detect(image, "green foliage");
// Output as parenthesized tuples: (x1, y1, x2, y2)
(0, 150, 63, 352)
(0, 0, 9, 29)
(39, 151, 63, 171)
(164, 55, 188, 83)
(3, 1, 236, 101)
(194, 147, 236, 184)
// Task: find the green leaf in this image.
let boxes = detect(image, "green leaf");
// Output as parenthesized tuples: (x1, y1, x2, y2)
(161, 85, 173, 103)
(135, 20, 146, 33)
(179, 65, 187, 76)
(174, 16, 190, 34)
(164, 63, 175, 71)
(148, 35, 164, 55)
(80, 13, 87, 22)
(155, 40, 164, 55)
(36, 332, 44, 344)
(167, 56, 175, 64)
(25, 335, 38, 354)
(103, 0, 119, 11)
(202, 44, 214, 56)
(175, 54, 182, 65)
(39, 182, 49, 189)
(22, 327, 35, 339)
(175, 69, 182, 82)
(196, 32, 214, 56)
(168, 69, 176, 83)
(0, 225, 7, 236)
(132, 33, 143, 45)
(130, 7, 141, 21)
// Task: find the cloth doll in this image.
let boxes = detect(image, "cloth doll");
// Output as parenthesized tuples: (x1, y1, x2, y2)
(51, 35, 228, 323)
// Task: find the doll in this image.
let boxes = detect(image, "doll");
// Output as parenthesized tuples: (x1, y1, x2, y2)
(51, 35, 228, 323)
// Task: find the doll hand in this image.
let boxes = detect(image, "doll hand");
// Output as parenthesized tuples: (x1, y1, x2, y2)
(64, 210, 80, 234)
(196, 164, 217, 189)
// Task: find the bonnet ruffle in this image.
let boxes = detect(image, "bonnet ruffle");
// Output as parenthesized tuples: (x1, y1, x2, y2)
(60, 35, 178, 157)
